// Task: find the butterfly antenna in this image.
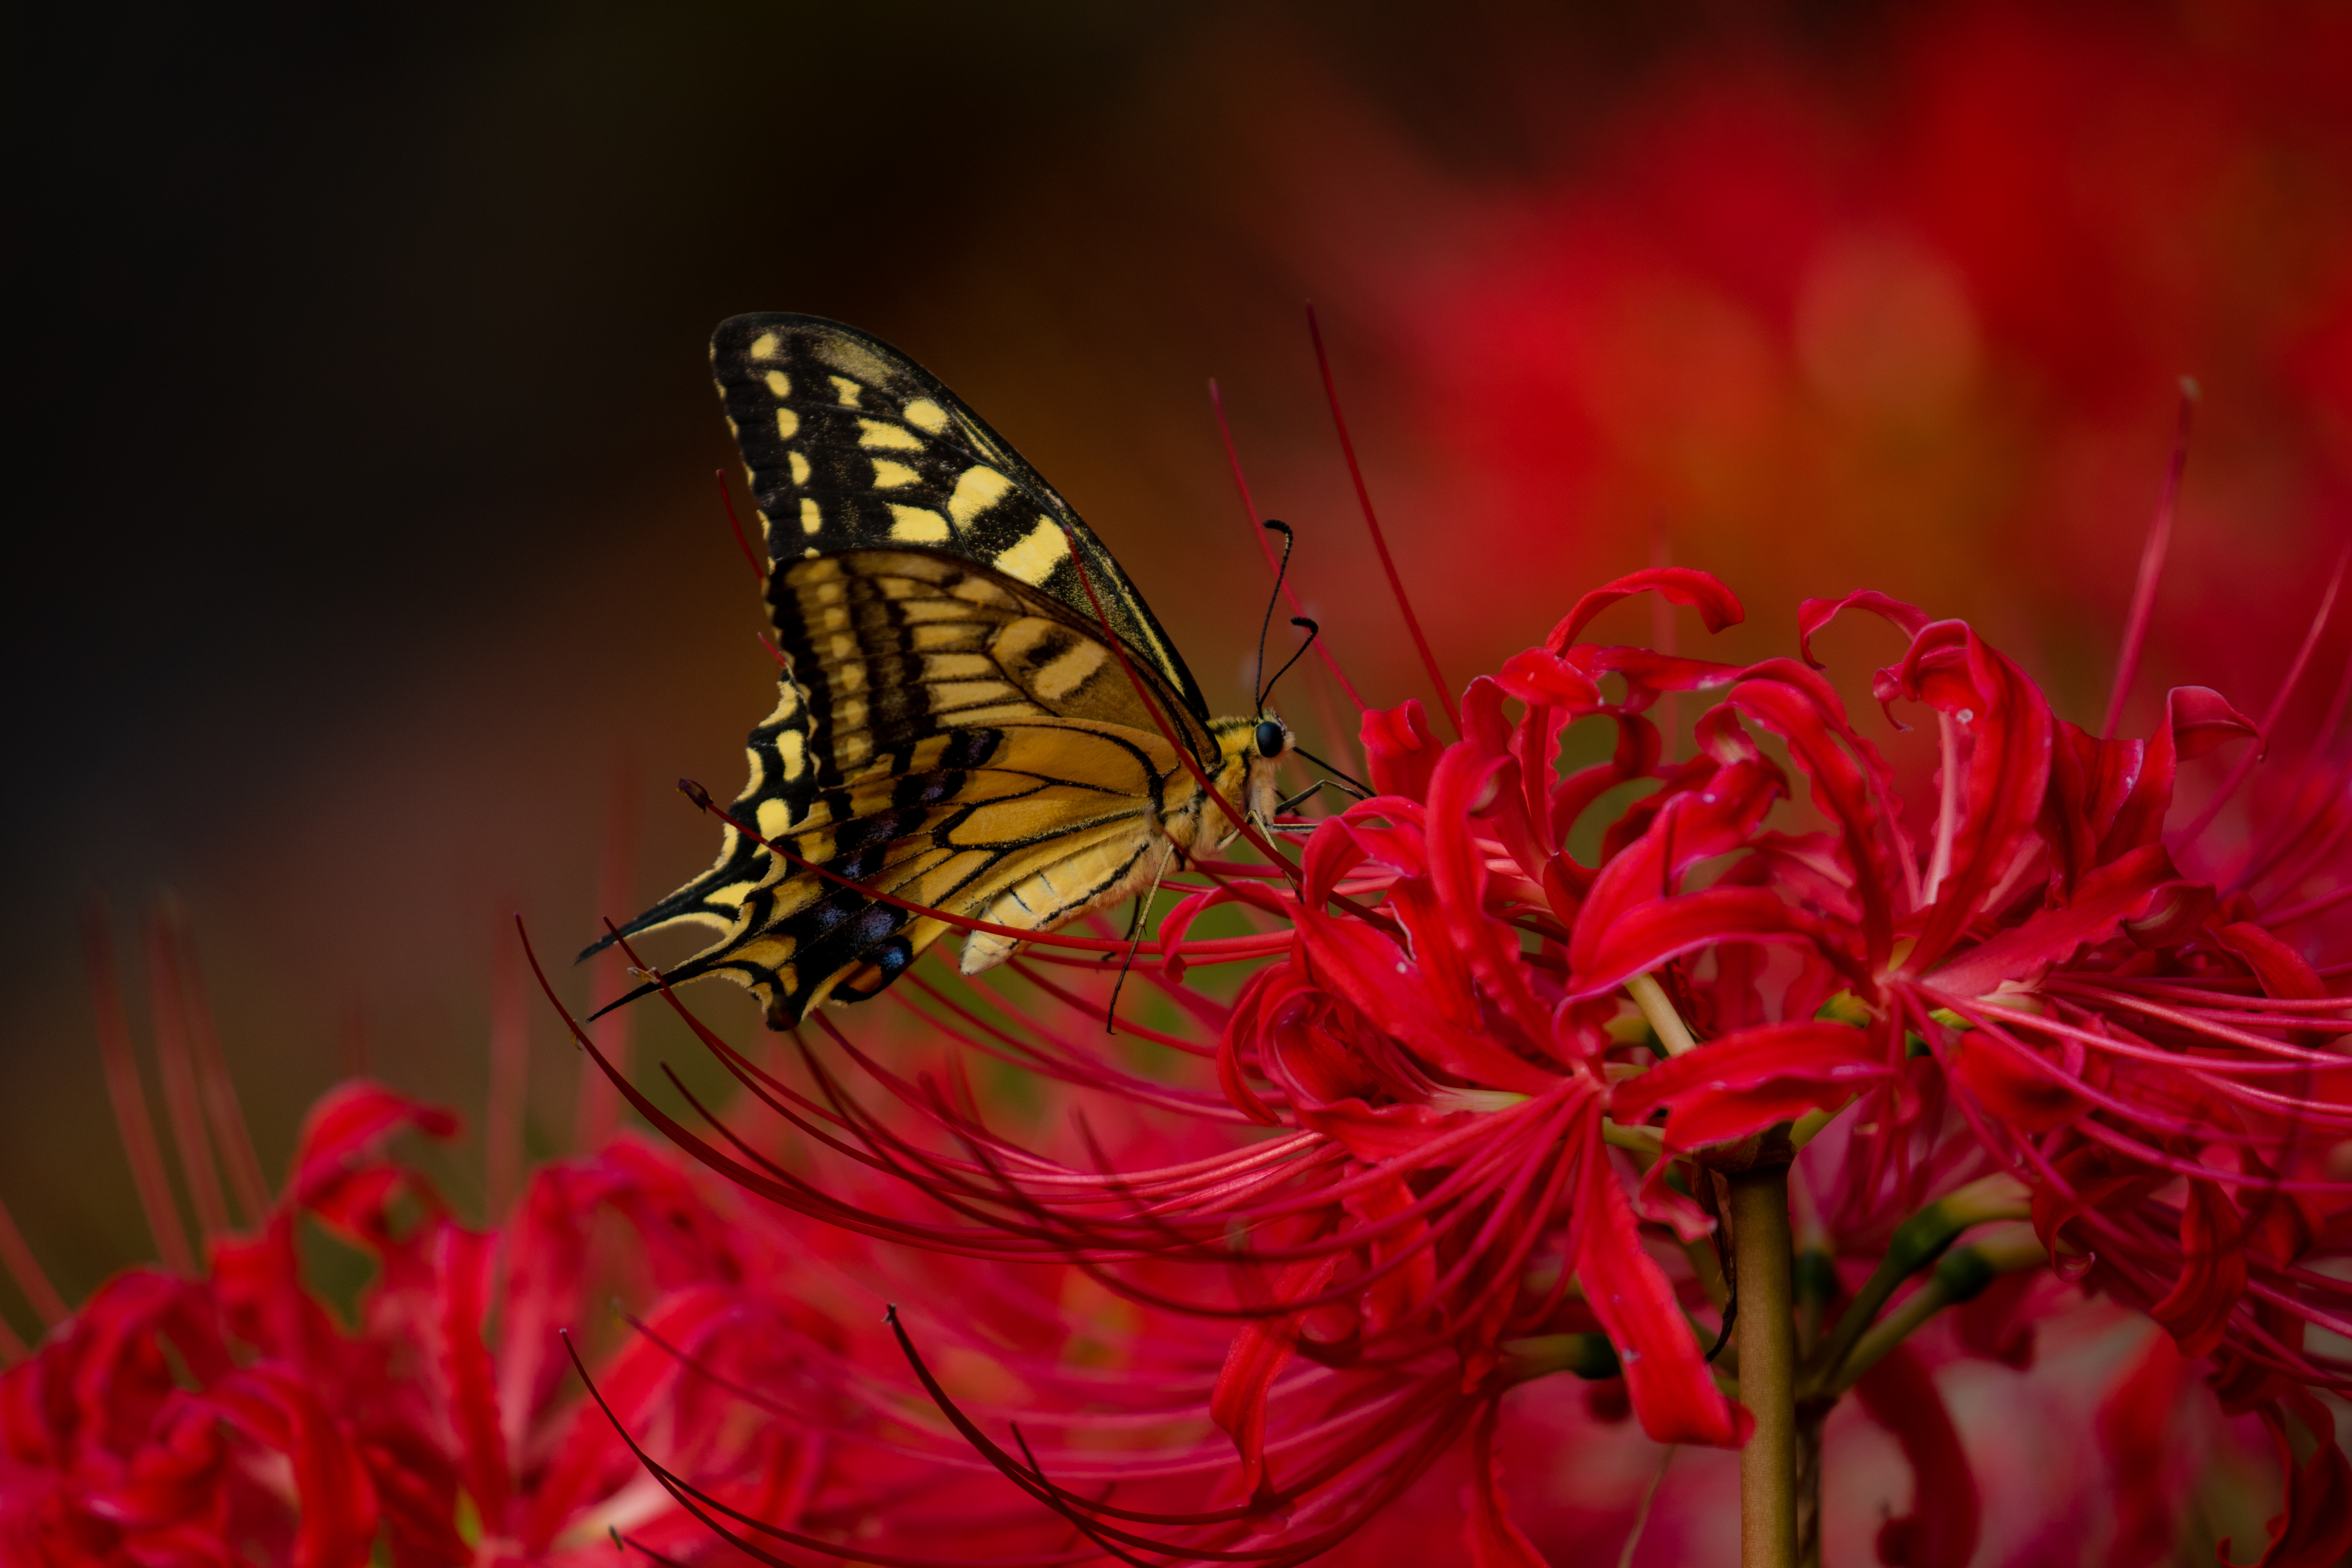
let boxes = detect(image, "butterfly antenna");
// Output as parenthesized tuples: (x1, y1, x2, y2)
(1292, 746, 1373, 800)
(1259, 616, 1320, 710)
(1252, 521, 1296, 714)
(1105, 845, 1178, 1034)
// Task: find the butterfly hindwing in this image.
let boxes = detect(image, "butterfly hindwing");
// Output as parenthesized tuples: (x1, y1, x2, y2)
(664, 717, 1182, 1023)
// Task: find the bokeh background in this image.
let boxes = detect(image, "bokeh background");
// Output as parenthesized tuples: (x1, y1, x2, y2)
(9, 0, 2352, 1550)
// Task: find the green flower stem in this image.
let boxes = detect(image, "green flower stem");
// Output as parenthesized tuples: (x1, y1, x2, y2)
(1627, 974, 1699, 1057)
(1828, 1223, 2044, 1395)
(1800, 1173, 2029, 1396)
(1599, 1118, 1666, 1156)
(1731, 1164, 1798, 1568)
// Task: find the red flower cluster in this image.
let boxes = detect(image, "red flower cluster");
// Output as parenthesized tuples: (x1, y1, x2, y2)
(0, 1078, 1088, 1567)
(597, 553, 2352, 1564)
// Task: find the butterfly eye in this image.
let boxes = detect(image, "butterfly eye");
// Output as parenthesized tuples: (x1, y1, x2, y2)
(1254, 719, 1287, 760)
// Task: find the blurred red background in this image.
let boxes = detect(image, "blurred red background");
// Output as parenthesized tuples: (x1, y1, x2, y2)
(8, 6, 2352, 1544)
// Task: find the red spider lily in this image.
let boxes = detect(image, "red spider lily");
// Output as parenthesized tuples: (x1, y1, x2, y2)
(6, 964, 1136, 1568)
(1526, 558, 2352, 1558)
(555, 566, 2054, 1562)
(581, 516, 2352, 1563)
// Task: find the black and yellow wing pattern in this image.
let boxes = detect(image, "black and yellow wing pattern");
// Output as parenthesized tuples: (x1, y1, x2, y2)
(592, 314, 1266, 1028)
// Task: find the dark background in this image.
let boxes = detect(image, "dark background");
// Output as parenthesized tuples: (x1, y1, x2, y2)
(10, 0, 2352, 1332)
(2, 1, 1770, 1298)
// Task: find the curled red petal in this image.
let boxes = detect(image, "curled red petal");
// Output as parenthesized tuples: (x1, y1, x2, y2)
(1547, 567, 1744, 653)
(1463, 1400, 1551, 1568)
(1795, 589, 1932, 668)
(2222, 1389, 2352, 1568)
(1898, 627, 2056, 974)
(1363, 698, 1442, 800)
(1427, 745, 1555, 1047)
(1297, 904, 1559, 1093)
(2168, 684, 2264, 761)
(283, 1081, 460, 1208)
(1852, 1341, 1979, 1568)
(203, 1367, 381, 1568)
(1571, 1110, 1745, 1446)
(1210, 1253, 1343, 1495)
(1494, 646, 1601, 710)
(1568, 885, 1831, 1001)
(2148, 1176, 2247, 1360)
(429, 1223, 510, 1536)
(1609, 1021, 1886, 1152)
(1923, 842, 2187, 998)
(2098, 1331, 2196, 1565)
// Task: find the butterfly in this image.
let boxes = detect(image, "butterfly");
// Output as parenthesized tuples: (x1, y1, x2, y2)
(588, 314, 1298, 1028)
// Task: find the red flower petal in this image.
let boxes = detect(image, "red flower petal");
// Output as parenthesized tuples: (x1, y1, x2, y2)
(2147, 1175, 2247, 1360)
(1852, 1341, 1979, 1568)
(1463, 1400, 1551, 1568)
(2223, 1389, 2352, 1568)
(1923, 842, 2190, 998)
(1609, 1020, 1888, 1152)
(1210, 1253, 1344, 1495)
(1570, 1111, 1746, 1446)
(1363, 697, 1443, 800)
(1546, 566, 1745, 653)
(428, 1224, 509, 1537)
(1796, 589, 1932, 669)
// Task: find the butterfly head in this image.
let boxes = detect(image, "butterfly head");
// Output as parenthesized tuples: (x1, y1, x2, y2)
(1206, 712, 1292, 835)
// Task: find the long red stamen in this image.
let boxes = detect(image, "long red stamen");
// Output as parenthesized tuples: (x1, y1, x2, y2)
(576, 763, 639, 1151)
(2183, 547, 2349, 844)
(716, 468, 767, 590)
(159, 909, 270, 1224)
(0, 1196, 65, 1327)
(2102, 378, 2198, 740)
(1307, 305, 1458, 736)
(143, 909, 229, 1240)
(486, 913, 530, 1219)
(83, 909, 194, 1274)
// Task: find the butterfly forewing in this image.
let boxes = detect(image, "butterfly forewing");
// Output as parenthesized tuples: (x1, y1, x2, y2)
(711, 312, 1212, 742)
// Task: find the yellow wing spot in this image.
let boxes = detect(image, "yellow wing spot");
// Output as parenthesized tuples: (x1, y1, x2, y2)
(903, 397, 949, 433)
(888, 505, 952, 542)
(775, 407, 800, 440)
(830, 633, 859, 662)
(764, 369, 792, 397)
(830, 376, 863, 407)
(778, 727, 806, 780)
(996, 516, 1071, 585)
(870, 458, 921, 489)
(803, 545, 820, 557)
(947, 465, 1013, 526)
(789, 451, 811, 485)
(1031, 639, 1110, 701)
(748, 331, 783, 361)
(800, 497, 823, 534)
(756, 798, 794, 838)
(857, 419, 925, 452)
(928, 679, 1022, 709)
(921, 652, 996, 680)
